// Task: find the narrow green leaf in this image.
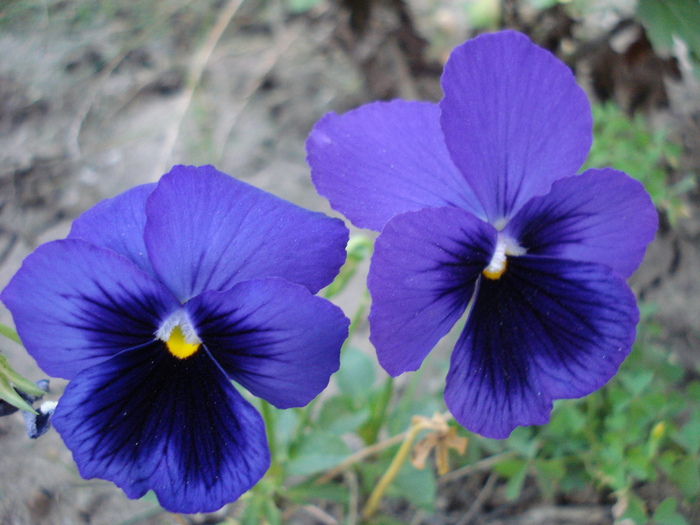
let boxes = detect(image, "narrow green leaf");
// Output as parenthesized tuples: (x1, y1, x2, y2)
(0, 372, 36, 413)
(0, 323, 21, 345)
(0, 355, 45, 398)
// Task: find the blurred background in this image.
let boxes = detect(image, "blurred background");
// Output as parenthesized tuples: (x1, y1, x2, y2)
(0, 1, 699, 524)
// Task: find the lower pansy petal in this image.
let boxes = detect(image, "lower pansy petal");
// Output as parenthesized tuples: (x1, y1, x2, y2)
(445, 255, 638, 439)
(144, 165, 348, 302)
(307, 100, 484, 231)
(186, 278, 348, 409)
(68, 183, 156, 276)
(0, 239, 178, 379)
(504, 168, 658, 278)
(52, 342, 270, 514)
(368, 207, 497, 376)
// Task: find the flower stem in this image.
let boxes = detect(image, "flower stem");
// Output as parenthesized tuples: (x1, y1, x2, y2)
(362, 418, 430, 519)
(260, 400, 283, 483)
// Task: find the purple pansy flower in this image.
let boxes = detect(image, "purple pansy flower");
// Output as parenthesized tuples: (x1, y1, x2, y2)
(307, 31, 657, 439)
(1, 165, 349, 512)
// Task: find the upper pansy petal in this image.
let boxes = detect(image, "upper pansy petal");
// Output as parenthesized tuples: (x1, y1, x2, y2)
(0, 239, 178, 379)
(186, 278, 348, 409)
(504, 168, 658, 278)
(368, 207, 496, 376)
(144, 165, 348, 302)
(444, 255, 638, 439)
(307, 100, 485, 231)
(52, 343, 270, 514)
(68, 183, 156, 276)
(440, 30, 592, 223)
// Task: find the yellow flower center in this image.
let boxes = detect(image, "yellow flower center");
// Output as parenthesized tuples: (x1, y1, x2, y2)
(482, 238, 508, 280)
(166, 325, 200, 359)
(482, 235, 525, 280)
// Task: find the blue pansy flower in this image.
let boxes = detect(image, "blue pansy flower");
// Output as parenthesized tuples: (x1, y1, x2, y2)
(306, 31, 657, 439)
(1, 165, 350, 512)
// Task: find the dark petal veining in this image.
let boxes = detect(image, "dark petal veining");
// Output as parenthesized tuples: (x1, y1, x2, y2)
(144, 165, 348, 302)
(68, 183, 156, 276)
(440, 31, 592, 223)
(504, 168, 658, 278)
(52, 342, 270, 513)
(185, 277, 348, 409)
(368, 207, 497, 376)
(444, 255, 639, 439)
(0, 239, 178, 379)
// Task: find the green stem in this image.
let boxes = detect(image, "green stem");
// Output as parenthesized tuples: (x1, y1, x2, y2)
(360, 376, 394, 445)
(260, 400, 283, 482)
(362, 419, 430, 519)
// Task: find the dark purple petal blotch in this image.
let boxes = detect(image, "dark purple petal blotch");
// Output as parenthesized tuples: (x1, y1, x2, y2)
(307, 30, 657, 439)
(1, 165, 350, 512)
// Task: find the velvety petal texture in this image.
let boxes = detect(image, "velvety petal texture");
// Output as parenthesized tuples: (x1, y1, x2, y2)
(53, 344, 270, 513)
(440, 30, 592, 223)
(505, 169, 658, 278)
(444, 257, 639, 439)
(308, 101, 484, 231)
(369, 207, 496, 375)
(144, 165, 348, 302)
(186, 278, 349, 409)
(307, 30, 657, 439)
(1, 239, 178, 379)
(68, 183, 156, 277)
(2, 164, 349, 512)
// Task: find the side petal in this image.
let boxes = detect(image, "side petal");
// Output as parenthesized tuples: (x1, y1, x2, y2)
(368, 207, 496, 376)
(440, 30, 592, 223)
(504, 168, 658, 278)
(144, 165, 348, 302)
(68, 183, 156, 276)
(1, 240, 179, 379)
(444, 256, 638, 439)
(186, 278, 348, 409)
(307, 100, 485, 231)
(52, 343, 270, 514)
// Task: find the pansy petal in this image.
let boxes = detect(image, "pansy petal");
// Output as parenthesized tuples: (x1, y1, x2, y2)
(186, 278, 348, 409)
(444, 256, 638, 439)
(368, 207, 497, 376)
(1, 240, 178, 379)
(504, 169, 658, 278)
(440, 30, 592, 223)
(307, 100, 485, 231)
(68, 183, 156, 275)
(52, 343, 270, 514)
(144, 165, 348, 302)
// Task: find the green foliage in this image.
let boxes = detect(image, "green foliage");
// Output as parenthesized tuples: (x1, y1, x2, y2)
(637, 0, 700, 73)
(583, 103, 692, 225)
(467, 315, 700, 524)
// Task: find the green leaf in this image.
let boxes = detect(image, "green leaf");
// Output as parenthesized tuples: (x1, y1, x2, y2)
(0, 323, 21, 345)
(388, 462, 436, 511)
(240, 494, 265, 525)
(286, 0, 324, 14)
(0, 355, 45, 398)
(675, 408, 700, 454)
(619, 370, 654, 397)
(669, 456, 700, 498)
(336, 347, 376, 401)
(617, 491, 649, 524)
(317, 395, 370, 434)
(505, 462, 528, 501)
(637, 0, 700, 64)
(652, 497, 688, 525)
(286, 481, 349, 504)
(286, 430, 350, 477)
